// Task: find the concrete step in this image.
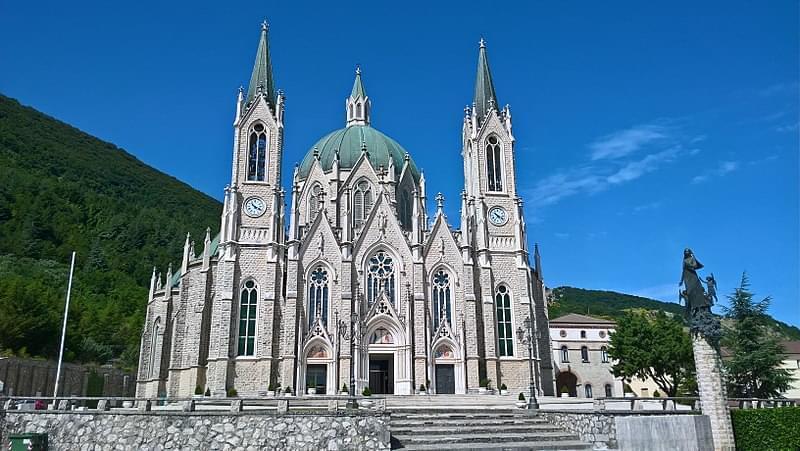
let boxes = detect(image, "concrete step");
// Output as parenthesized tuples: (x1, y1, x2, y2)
(392, 431, 581, 446)
(391, 418, 550, 428)
(392, 424, 564, 435)
(395, 440, 592, 451)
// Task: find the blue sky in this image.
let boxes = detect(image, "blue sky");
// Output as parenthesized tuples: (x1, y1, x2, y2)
(2, 1, 798, 326)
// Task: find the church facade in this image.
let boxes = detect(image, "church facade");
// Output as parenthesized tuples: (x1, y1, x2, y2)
(136, 23, 555, 398)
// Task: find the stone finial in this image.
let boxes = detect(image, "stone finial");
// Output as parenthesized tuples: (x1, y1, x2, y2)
(261, 20, 269, 32)
(479, 37, 486, 48)
(435, 192, 445, 210)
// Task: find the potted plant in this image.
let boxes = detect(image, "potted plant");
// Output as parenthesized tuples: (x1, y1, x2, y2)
(284, 386, 293, 397)
(479, 378, 491, 394)
(516, 392, 527, 408)
(227, 388, 238, 398)
(560, 386, 569, 398)
(361, 387, 373, 408)
(341, 383, 349, 395)
(194, 385, 204, 399)
(419, 384, 427, 394)
(500, 383, 508, 395)
(306, 382, 317, 395)
(204, 388, 211, 397)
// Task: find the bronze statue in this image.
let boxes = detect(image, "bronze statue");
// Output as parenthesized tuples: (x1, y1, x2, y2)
(679, 248, 721, 345)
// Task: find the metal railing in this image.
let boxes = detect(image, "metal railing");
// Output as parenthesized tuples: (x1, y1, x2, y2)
(549, 396, 799, 412)
(0, 395, 388, 414)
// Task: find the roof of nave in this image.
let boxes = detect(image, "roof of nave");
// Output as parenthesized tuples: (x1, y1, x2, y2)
(550, 313, 617, 326)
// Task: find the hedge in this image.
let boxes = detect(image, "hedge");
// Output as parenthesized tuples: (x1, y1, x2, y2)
(731, 407, 800, 451)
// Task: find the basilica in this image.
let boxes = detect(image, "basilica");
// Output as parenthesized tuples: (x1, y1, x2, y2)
(136, 23, 555, 398)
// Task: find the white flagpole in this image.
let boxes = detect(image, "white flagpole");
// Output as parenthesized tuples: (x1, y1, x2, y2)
(53, 251, 76, 400)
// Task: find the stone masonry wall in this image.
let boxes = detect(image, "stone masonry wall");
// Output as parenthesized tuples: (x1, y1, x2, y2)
(2, 411, 390, 451)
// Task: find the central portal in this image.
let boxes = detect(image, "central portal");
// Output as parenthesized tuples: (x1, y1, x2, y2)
(368, 354, 394, 394)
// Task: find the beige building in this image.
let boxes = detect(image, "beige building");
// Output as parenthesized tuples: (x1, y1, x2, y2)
(779, 341, 800, 399)
(136, 23, 554, 399)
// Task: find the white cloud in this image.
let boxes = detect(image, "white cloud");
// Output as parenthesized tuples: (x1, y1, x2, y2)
(589, 124, 667, 160)
(691, 160, 740, 184)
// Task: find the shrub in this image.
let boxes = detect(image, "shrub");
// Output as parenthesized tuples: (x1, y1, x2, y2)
(500, 383, 508, 390)
(227, 388, 238, 398)
(731, 407, 800, 451)
(560, 386, 569, 394)
(284, 387, 292, 394)
(518, 393, 525, 401)
(204, 388, 211, 397)
(479, 378, 491, 388)
(653, 390, 661, 398)
(194, 385, 203, 395)
(268, 382, 276, 391)
(419, 384, 426, 391)
(362, 387, 372, 396)
(341, 383, 348, 392)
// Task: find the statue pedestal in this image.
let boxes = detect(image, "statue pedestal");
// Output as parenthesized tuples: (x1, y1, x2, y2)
(692, 334, 735, 450)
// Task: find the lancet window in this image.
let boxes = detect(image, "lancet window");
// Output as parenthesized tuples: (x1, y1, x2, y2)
(308, 266, 329, 327)
(486, 135, 503, 191)
(238, 280, 258, 356)
(367, 251, 395, 306)
(247, 123, 268, 181)
(432, 269, 452, 331)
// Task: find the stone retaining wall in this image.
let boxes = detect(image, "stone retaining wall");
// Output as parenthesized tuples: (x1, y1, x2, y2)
(538, 410, 702, 449)
(2, 410, 390, 450)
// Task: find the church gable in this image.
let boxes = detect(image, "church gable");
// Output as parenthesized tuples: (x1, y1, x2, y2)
(298, 210, 342, 265)
(299, 158, 329, 225)
(352, 191, 412, 272)
(424, 212, 461, 267)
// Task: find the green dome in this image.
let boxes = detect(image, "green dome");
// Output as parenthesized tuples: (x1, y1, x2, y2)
(298, 125, 420, 180)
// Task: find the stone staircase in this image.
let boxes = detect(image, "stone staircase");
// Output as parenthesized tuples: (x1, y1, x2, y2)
(389, 408, 592, 450)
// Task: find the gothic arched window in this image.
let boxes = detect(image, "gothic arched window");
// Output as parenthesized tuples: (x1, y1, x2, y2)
(585, 384, 593, 398)
(353, 180, 374, 227)
(560, 346, 569, 363)
(432, 269, 452, 331)
(308, 266, 329, 327)
(496, 285, 513, 356)
(308, 183, 323, 222)
(581, 346, 589, 362)
(149, 317, 160, 378)
(357, 102, 362, 117)
(238, 280, 258, 356)
(247, 123, 268, 182)
(485, 135, 503, 191)
(601, 346, 609, 363)
(605, 384, 613, 397)
(400, 189, 411, 228)
(367, 251, 395, 306)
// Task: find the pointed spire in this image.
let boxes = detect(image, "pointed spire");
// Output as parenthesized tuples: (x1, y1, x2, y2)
(246, 20, 276, 108)
(473, 37, 499, 125)
(346, 66, 370, 126)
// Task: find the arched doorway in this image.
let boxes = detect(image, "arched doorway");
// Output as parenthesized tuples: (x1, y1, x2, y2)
(556, 371, 578, 397)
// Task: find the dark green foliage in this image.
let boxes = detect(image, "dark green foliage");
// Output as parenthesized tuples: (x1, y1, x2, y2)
(518, 392, 525, 401)
(723, 273, 793, 398)
(195, 385, 204, 395)
(204, 388, 211, 397)
(362, 387, 372, 396)
(550, 286, 800, 340)
(731, 407, 800, 451)
(0, 95, 221, 369)
(227, 388, 238, 398)
(607, 311, 695, 397)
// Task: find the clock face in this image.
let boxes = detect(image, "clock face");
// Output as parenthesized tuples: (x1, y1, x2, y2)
(244, 197, 266, 218)
(488, 206, 509, 226)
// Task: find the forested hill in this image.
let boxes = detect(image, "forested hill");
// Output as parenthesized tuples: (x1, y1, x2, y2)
(549, 286, 800, 340)
(0, 94, 222, 368)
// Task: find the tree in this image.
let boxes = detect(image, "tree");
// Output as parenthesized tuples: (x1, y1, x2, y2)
(722, 273, 793, 398)
(607, 311, 695, 397)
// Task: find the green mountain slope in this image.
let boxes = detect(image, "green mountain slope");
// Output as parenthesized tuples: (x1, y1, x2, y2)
(0, 94, 222, 368)
(549, 286, 800, 340)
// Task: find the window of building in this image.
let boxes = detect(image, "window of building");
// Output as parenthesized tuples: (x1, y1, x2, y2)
(560, 346, 569, 363)
(308, 266, 329, 327)
(367, 251, 395, 306)
(581, 346, 589, 362)
(496, 285, 513, 356)
(432, 269, 452, 330)
(485, 135, 503, 191)
(580, 330, 587, 339)
(601, 346, 609, 363)
(238, 280, 258, 356)
(599, 330, 606, 338)
(308, 183, 323, 221)
(353, 180, 374, 227)
(605, 384, 613, 397)
(559, 329, 567, 338)
(585, 384, 593, 398)
(149, 318, 160, 377)
(400, 189, 412, 228)
(247, 123, 268, 181)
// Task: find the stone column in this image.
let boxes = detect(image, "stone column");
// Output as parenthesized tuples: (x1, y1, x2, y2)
(692, 334, 734, 451)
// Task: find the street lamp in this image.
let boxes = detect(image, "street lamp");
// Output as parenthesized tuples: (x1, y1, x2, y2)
(517, 315, 540, 409)
(340, 289, 364, 409)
